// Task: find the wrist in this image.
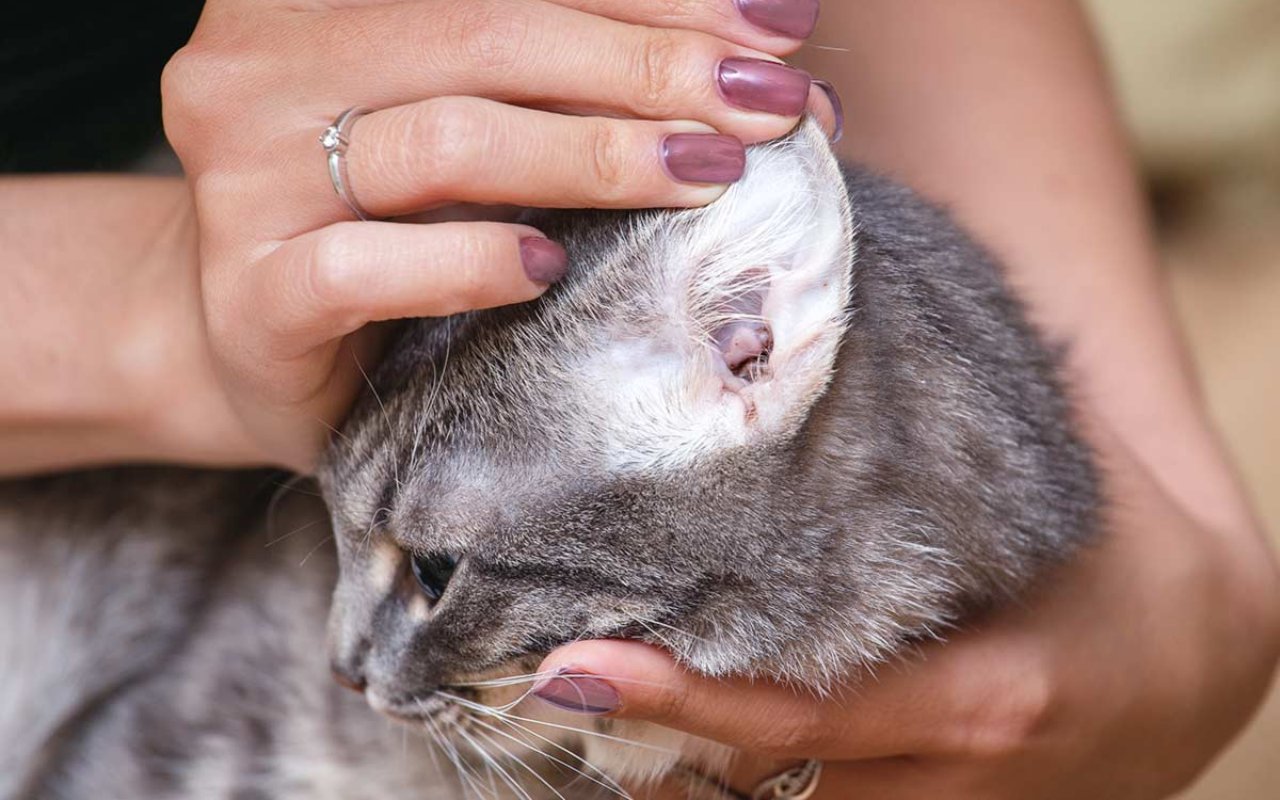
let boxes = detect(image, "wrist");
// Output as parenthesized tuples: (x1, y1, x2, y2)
(120, 183, 268, 468)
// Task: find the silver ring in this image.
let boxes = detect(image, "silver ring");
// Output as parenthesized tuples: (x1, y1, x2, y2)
(320, 107, 374, 221)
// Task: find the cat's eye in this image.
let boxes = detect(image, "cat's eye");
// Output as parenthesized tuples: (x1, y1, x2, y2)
(409, 552, 457, 602)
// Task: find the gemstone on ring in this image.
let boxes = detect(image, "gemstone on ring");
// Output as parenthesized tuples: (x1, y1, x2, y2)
(320, 125, 344, 152)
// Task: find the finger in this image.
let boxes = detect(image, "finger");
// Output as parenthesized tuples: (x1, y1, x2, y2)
(340, 97, 743, 218)
(534, 637, 1052, 762)
(546, 0, 821, 54)
(315, 1, 812, 143)
(247, 221, 564, 357)
(808, 79, 844, 143)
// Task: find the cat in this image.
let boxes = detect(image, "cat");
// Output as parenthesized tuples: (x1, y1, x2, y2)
(0, 119, 1097, 798)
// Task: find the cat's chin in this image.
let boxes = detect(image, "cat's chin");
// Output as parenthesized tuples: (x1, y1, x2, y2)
(363, 685, 448, 726)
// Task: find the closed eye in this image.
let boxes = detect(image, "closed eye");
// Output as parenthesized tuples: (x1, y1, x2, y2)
(409, 551, 458, 602)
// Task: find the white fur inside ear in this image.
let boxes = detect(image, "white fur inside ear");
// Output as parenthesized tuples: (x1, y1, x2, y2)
(592, 121, 853, 473)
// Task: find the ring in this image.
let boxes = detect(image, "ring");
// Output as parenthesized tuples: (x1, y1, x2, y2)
(320, 107, 374, 221)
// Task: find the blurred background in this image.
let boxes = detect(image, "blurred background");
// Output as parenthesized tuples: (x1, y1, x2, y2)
(1084, 0, 1280, 796)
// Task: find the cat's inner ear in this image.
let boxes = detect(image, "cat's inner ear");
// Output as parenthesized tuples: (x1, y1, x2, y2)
(676, 120, 853, 431)
(707, 272, 773, 386)
(589, 119, 852, 470)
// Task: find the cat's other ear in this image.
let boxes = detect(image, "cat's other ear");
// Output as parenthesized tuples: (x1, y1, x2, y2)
(595, 119, 853, 469)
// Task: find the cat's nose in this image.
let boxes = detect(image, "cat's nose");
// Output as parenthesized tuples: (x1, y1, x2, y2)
(330, 663, 367, 695)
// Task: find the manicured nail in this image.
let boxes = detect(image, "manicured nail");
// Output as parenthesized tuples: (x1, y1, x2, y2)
(519, 237, 568, 284)
(661, 133, 746, 184)
(717, 58, 812, 117)
(811, 79, 844, 143)
(532, 670, 621, 715)
(735, 0, 820, 40)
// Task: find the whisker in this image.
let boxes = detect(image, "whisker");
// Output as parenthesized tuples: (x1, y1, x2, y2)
(439, 694, 680, 757)
(446, 672, 673, 693)
(314, 415, 353, 446)
(351, 348, 400, 490)
(471, 725, 568, 800)
(425, 708, 491, 800)
(634, 615, 711, 645)
(263, 518, 323, 549)
(298, 533, 334, 567)
(452, 723, 534, 800)
(471, 716, 633, 800)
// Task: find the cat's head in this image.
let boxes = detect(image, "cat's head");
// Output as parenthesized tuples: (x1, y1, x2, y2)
(317, 119, 853, 776)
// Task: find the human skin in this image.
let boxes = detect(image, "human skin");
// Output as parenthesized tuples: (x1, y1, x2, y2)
(1, 1, 1277, 796)
(533, 2, 1280, 798)
(1, 0, 828, 476)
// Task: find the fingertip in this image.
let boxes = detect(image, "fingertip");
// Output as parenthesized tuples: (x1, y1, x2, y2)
(534, 641, 695, 720)
(518, 235, 568, 285)
(538, 639, 675, 678)
(660, 132, 746, 191)
(808, 79, 844, 143)
(735, 0, 821, 43)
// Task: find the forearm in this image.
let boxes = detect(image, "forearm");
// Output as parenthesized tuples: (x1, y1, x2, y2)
(0, 176, 252, 475)
(797, 0, 1256, 536)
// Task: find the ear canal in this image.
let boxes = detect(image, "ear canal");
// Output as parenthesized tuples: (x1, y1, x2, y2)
(707, 271, 773, 386)
(715, 318, 772, 383)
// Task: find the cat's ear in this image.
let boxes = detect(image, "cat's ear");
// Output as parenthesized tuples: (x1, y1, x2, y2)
(597, 119, 853, 468)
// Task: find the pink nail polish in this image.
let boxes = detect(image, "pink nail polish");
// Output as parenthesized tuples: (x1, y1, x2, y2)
(519, 237, 568, 285)
(532, 669, 621, 715)
(735, 0, 821, 40)
(717, 58, 812, 117)
(661, 133, 747, 184)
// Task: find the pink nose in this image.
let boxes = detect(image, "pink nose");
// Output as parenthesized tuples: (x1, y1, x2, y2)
(330, 665, 366, 694)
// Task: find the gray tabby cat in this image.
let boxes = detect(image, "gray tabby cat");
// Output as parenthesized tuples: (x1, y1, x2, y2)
(0, 119, 1097, 799)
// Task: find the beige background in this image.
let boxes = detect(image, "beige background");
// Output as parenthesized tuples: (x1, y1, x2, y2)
(1085, 0, 1280, 796)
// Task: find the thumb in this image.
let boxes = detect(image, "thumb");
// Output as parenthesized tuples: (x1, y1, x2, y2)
(533, 640, 864, 759)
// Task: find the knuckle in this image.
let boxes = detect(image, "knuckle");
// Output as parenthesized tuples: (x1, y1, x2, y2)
(305, 228, 364, 319)
(440, 241, 492, 312)
(950, 672, 1055, 760)
(159, 45, 219, 148)
(751, 705, 832, 758)
(583, 121, 634, 203)
(442, 1, 529, 75)
(409, 98, 488, 202)
(650, 686, 693, 725)
(160, 40, 260, 165)
(655, 0, 702, 20)
(631, 29, 686, 115)
(650, 0, 732, 27)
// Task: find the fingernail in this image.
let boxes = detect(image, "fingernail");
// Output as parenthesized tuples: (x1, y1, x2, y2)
(811, 79, 845, 143)
(532, 669, 621, 715)
(717, 58, 812, 117)
(735, 0, 820, 40)
(661, 133, 746, 184)
(519, 237, 568, 284)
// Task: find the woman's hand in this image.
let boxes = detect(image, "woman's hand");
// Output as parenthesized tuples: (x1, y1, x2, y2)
(534, 432, 1280, 799)
(160, 0, 827, 472)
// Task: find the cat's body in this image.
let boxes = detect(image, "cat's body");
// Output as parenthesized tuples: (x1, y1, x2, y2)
(0, 121, 1097, 798)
